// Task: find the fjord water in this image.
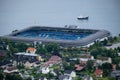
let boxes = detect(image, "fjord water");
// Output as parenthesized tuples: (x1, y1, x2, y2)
(0, 0, 120, 36)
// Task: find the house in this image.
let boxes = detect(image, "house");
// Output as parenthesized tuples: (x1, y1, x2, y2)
(37, 56, 43, 61)
(0, 42, 7, 50)
(0, 60, 12, 67)
(41, 67, 50, 74)
(82, 75, 93, 80)
(43, 55, 62, 67)
(0, 50, 7, 57)
(50, 69, 57, 76)
(118, 52, 120, 56)
(26, 47, 36, 54)
(24, 61, 33, 69)
(112, 64, 117, 70)
(14, 52, 40, 63)
(4, 66, 19, 74)
(39, 77, 47, 80)
(49, 55, 62, 62)
(24, 61, 40, 69)
(79, 54, 94, 65)
(74, 64, 84, 71)
(59, 75, 73, 80)
(111, 70, 120, 78)
(96, 57, 112, 65)
(119, 62, 120, 67)
(94, 69, 103, 77)
(64, 70, 76, 78)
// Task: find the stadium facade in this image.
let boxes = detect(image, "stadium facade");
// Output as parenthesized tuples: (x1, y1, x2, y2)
(1, 25, 110, 47)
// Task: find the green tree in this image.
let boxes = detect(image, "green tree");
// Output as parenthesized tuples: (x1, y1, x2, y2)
(0, 73, 4, 80)
(87, 60, 94, 72)
(112, 57, 120, 64)
(14, 42, 29, 52)
(45, 43, 60, 55)
(36, 44, 47, 54)
(102, 63, 112, 77)
(5, 74, 23, 80)
(101, 39, 108, 46)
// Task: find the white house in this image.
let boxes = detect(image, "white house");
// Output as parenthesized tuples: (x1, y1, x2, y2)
(79, 54, 94, 64)
(83, 75, 93, 80)
(24, 61, 33, 69)
(4, 66, 19, 73)
(59, 75, 73, 80)
(41, 67, 50, 74)
(118, 52, 120, 56)
(64, 70, 76, 78)
(96, 57, 112, 65)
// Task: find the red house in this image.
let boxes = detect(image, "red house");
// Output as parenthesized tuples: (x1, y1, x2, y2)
(94, 69, 103, 77)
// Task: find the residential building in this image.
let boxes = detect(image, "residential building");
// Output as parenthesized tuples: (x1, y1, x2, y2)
(64, 70, 76, 78)
(14, 52, 40, 64)
(96, 57, 112, 65)
(26, 47, 36, 54)
(41, 67, 50, 74)
(43, 55, 62, 67)
(111, 70, 120, 78)
(118, 52, 120, 56)
(82, 75, 93, 80)
(0, 50, 7, 57)
(59, 75, 73, 80)
(112, 64, 117, 70)
(4, 66, 19, 74)
(79, 54, 94, 65)
(24, 61, 33, 69)
(74, 64, 85, 71)
(94, 69, 103, 77)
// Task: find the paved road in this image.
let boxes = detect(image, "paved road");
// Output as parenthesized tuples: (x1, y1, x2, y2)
(106, 43, 120, 49)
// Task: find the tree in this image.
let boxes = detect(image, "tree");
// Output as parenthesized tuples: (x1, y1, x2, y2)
(112, 57, 120, 64)
(102, 63, 112, 77)
(102, 39, 108, 46)
(45, 43, 60, 55)
(90, 48, 99, 58)
(119, 33, 120, 37)
(87, 60, 94, 72)
(5, 74, 23, 80)
(14, 42, 29, 52)
(25, 77, 32, 80)
(36, 44, 47, 54)
(0, 73, 4, 80)
(8, 44, 19, 56)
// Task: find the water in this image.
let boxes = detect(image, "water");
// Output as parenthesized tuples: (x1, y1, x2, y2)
(0, 0, 120, 36)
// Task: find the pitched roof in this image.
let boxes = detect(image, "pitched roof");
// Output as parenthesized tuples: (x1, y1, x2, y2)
(26, 47, 36, 52)
(43, 55, 62, 67)
(94, 69, 103, 76)
(0, 50, 7, 57)
(59, 75, 69, 80)
(75, 64, 84, 71)
(49, 55, 62, 61)
(80, 53, 91, 58)
(7, 66, 17, 71)
(15, 52, 38, 56)
(97, 57, 109, 60)
(64, 70, 72, 74)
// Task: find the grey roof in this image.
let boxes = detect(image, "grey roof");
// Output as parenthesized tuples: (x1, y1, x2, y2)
(0, 50, 7, 56)
(64, 70, 73, 74)
(111, 70, 120, 77)
(59, 75, 70, 80)
(0, 26, 110, 47)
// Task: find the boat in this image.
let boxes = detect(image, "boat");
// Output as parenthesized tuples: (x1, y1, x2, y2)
(77, 15, 89, 20)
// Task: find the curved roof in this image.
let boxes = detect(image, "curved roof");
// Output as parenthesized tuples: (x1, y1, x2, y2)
(1, 26, 110, 47)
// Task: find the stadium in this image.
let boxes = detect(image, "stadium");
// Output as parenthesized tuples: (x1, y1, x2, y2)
(2, 25, 110, 47)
